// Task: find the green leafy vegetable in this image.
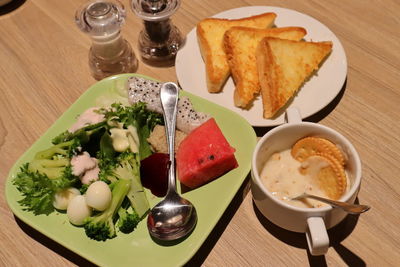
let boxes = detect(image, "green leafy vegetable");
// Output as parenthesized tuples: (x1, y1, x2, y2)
(13, 139, 81, 215)
(103, 103, 163, 159)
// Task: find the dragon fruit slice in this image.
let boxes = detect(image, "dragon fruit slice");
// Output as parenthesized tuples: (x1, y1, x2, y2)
(127, 76, 210, 133)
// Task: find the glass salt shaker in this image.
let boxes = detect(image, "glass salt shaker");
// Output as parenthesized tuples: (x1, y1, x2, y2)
(131, 0, 183, 66)
(75, 0, 138, 80)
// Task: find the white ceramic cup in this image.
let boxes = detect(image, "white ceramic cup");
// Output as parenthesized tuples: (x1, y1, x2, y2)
(251, 108, 362, 255)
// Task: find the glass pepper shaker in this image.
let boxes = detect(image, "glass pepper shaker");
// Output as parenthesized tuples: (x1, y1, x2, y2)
(131, 0, 183, 66)
(75, 0, 138, 80)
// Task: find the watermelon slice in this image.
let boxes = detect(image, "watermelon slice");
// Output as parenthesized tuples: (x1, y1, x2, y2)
(176, 118, 238, 189)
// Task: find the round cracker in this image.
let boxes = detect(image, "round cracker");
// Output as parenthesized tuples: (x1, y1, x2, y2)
(291, 137, 346, 166)
(305, 154, 347, 200)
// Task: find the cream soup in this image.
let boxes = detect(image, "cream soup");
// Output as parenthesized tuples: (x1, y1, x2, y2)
(260, 149, 348, 208)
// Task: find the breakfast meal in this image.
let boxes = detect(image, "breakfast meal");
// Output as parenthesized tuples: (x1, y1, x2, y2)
(223, 26, 307, 108)
(12, 77, 238, 241)
(196, 12, 276, 93)
(197, 12, 333, 119)
(261, 136, 348, 208)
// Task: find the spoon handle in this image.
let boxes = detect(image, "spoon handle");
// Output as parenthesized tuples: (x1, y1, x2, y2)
(295, 193, 370, 214)
(160, 82, 179, 193)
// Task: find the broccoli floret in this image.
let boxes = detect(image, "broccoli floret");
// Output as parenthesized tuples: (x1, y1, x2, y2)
(84, 179, 131, 241)
(13, 139, 80, 215)
(117, 204, 140, 234)
(103, 152, 139, 182)
(99, 152, 150, 218)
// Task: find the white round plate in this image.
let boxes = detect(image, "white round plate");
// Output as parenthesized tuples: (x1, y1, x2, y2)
(175, 6, 347, 127)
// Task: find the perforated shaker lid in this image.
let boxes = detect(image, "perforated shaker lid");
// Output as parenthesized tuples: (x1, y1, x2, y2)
(75, 0, 126, 37)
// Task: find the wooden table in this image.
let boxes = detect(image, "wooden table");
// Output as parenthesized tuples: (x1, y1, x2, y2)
(1, 0, 399, 266)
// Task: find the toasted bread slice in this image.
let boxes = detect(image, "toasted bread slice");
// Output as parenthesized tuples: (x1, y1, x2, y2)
(223, 26, 306, 108)
(197, 12, 276, 93)
(257, 37, 333, 118)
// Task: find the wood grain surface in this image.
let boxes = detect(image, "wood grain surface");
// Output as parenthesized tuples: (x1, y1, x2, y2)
(1, 0, 399, 266)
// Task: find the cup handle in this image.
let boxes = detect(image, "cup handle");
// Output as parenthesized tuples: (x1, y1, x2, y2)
(306, 217, 329, 256)
(285, 107, 302, 123)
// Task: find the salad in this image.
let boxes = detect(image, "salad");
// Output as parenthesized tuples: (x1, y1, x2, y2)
(13, 101, 163, 241)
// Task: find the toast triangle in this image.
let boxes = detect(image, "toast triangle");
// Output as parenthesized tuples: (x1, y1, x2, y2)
(223, 26, 307, 108)
(256, 37, 333, 118)
(196, 12, 276, 93)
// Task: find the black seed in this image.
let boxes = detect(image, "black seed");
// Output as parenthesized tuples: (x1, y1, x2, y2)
(208, 155, 215, 160)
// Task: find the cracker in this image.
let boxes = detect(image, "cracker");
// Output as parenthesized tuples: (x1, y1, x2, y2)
(302, 154, 347, 200)
(291, 137, 345, 166)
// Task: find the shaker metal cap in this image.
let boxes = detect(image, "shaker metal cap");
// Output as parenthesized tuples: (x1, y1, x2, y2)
(131, 0, 180, 21)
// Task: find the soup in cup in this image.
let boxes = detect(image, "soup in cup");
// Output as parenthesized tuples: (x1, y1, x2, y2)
(251, 108, 362, 255)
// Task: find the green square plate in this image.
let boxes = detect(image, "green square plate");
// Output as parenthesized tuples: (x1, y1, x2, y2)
(5, 74, 257, 267)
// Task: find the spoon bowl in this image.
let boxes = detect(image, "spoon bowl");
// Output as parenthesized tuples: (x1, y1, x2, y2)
(147, 192, 197, 240)
(147, 82, 197, 241)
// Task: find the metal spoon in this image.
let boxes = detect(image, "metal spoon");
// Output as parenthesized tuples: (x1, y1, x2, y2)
(147, 82, 197, 241)
(292, 193, 370, 214)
